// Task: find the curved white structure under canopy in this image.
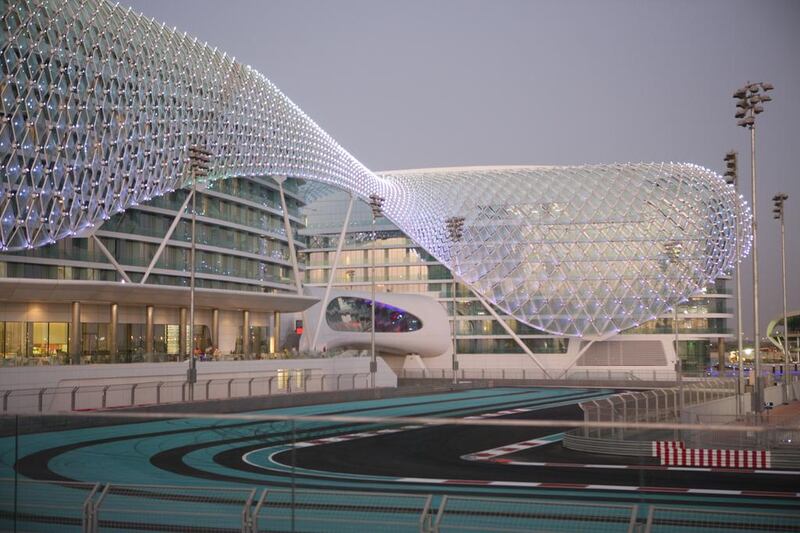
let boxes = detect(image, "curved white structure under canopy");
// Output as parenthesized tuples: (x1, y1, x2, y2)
(0, 0, 751, 336)
(299, 289, 451, 358)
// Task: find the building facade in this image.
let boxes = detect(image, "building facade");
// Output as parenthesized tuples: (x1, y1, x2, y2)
(0, 176, 312, 365)
(0, 0, 745, 373)
(302, 191, 733, 374)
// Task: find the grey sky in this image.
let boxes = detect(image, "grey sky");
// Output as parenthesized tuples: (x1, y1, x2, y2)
(122, 0, 799, 338)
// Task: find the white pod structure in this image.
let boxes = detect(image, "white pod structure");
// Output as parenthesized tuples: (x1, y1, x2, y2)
(0, 0, 750, 336)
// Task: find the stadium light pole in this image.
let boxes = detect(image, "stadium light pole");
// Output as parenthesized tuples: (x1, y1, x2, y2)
(446, 216, 465, 386)
(664, 240, 684, 414)
(186, 145, 212, 401)
(724, 151, 745, 416)
(734, 81, 773, 412)
(773, 193, 789, 403)
(368, 194, 385, 389)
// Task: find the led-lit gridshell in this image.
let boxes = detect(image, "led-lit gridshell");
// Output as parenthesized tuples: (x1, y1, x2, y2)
(0, 0, 750, 336)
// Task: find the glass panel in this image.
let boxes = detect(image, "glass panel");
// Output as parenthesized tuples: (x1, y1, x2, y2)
(48, 322, 69, 358)
(165, 324, 181, 355)
(3, 322, 25, 359)
(31, 322, 48, 357)
(326, 297, 423, 333)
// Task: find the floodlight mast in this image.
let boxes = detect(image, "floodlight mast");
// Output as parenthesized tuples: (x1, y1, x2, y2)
(368, 194, 385, 389)
(664, 240, 684, 414)
(186, 145, 212, 401)
(724, 150, 745, 416)
(446, 216, 466, 386)
(734, 81, 773, 413)
(772, 193, 789, 404)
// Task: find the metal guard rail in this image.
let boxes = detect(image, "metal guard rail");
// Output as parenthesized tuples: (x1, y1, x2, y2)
(1, 371, 372, 414)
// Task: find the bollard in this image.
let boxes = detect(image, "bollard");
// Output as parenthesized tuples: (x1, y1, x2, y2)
(38, 388, 46, 413)
(156, 382, 163, 404)
(101, 386, 109, 409)
(227, 379, 234, 399)
(130, 384, 138, 406)
(248, 377, 255, 397)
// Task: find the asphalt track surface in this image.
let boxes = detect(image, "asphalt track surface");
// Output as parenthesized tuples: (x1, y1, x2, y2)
(273, 402, 798, 493)
(3, 386, 800, 527)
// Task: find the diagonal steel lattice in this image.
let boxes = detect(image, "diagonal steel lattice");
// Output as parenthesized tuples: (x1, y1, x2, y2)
(0, 0, 751, 336)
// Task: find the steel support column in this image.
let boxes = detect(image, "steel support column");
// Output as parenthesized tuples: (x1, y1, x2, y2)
(70, 301, 81, 365)
(472, 291, 552, 378)
(179, 307, 188, 359)
(311, 194, 355, 351)
(109, 303, 118, 363)
(273, 311, 281, 354)
(145, 305, 154, 358)
(212, 308, 220, 351)
(242, 310, 251, 357)
(274, 177, 303, 294)
(140, 189, 194, 285)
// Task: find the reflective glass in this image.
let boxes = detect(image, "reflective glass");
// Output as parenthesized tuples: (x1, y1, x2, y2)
(326, 297, 423, 333)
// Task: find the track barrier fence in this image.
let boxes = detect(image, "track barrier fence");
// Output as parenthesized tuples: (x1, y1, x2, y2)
(1, 370, 372, 414)
(566, 380, 800, 467)
(1, 478, 644, 532)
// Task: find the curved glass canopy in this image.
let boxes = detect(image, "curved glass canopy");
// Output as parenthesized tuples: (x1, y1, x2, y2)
(0, 0, 751, 336)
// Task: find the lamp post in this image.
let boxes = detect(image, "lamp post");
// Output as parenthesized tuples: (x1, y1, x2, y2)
(186, 145, 212, 400)
(368, 194, 385, 389)
(664, 240, 684, 414)
(734, 81, 773, 412)
(724, 150, 745, 416)
(445, 216, 465, 386)
(773, 193, 789, 403)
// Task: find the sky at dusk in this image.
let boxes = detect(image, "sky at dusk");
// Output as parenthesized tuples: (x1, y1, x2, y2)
(123, 0, 800, 338)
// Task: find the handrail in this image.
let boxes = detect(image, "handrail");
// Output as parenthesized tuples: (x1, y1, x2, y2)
(0, 368, 381, 414)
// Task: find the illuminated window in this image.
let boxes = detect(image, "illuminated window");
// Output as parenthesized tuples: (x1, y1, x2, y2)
(326, 297, 423, 333)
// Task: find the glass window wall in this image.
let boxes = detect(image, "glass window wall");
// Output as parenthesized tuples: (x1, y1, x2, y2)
(0, 321, 69, 365)
(326, 297, 423, 333)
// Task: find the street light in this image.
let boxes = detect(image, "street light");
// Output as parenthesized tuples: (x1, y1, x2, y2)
(734, 81, 773, 412)
(724, 150, 746, 416)
(445, 216, 465, 386)
(773, 192, 789, 403)
(664, 240, 684, 414)
(186, 145, 212, 400)
(368, 193, 385, 389)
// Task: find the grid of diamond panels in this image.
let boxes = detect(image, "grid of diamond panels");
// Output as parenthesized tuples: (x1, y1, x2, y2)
(0, 0, 386, 251)
(379, 165, 751, 336)
(0, 0, 750, 337)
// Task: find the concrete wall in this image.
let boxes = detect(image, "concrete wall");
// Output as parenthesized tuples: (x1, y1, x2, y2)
(0, 357, 396, 391)
(681, 393, 751, 423)
(395, 333, 691, 379)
